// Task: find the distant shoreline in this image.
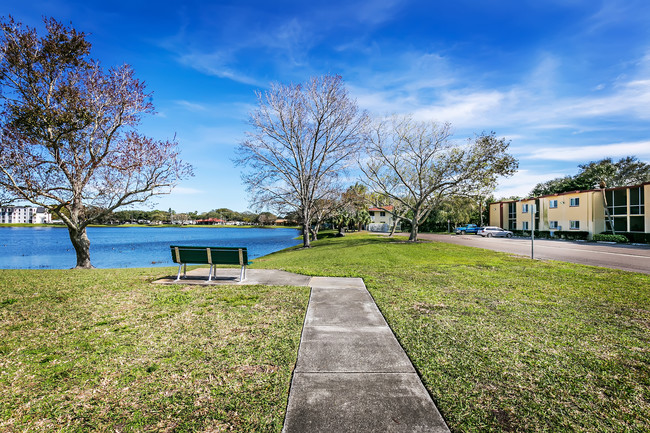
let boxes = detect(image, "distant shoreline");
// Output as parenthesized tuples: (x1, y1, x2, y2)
(0, 223, 300, 229)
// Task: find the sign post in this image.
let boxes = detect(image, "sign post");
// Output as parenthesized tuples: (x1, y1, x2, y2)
(531, 204, 535, 259)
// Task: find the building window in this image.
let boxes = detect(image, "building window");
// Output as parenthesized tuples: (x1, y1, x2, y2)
(522, 221, 529, 230)
(549, 200, 558, 209)
(522, 204, 529, 213)
(630, 216, 645, 232)
(570, 220, 580, 230)
(629, 186, 645, 215)
(549, 221, 559, 229)
(570, 198, 579, 207)
(369, 211, 374, 216)
(380, 211, 386, 217)
(606, 189, 628, 215)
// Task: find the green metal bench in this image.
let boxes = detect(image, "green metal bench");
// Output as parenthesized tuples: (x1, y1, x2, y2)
(170, 245, 251, 282)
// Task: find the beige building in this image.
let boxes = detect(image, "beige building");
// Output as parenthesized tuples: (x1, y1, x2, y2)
(368, 206, 395, 225)
(489, 183, 649, 239)
(367, 206, 396, 232)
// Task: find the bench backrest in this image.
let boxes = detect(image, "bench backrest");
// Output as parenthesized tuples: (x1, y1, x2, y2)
(170, 246, 248, 265)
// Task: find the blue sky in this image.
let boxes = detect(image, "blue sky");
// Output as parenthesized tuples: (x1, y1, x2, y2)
(4, 0, 650, 213)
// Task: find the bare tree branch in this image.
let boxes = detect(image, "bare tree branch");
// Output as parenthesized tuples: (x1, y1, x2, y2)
(360, 115, 518, 241)
(235, 75, 368, 247)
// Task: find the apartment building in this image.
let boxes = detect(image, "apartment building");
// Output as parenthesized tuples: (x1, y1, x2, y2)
(0, 206, 52, 224)
(489, 182, 649, 239)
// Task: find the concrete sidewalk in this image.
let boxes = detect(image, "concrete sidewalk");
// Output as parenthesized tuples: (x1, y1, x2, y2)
(283, 276, 450, 433)
(154, 268, 450, 431)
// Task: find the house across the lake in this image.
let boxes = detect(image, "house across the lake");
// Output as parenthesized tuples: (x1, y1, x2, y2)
(488, 182, 649, 240)
(368, 206, 396, 232)
(0, 206, 52, 224)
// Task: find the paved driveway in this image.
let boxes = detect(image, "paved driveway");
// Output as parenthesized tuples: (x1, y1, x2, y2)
(415, 233, 650, 275)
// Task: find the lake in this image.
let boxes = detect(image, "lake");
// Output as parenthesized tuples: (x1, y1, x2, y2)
(0, 226, 302, 269)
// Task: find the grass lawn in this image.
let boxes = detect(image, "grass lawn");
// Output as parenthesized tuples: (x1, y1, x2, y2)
(255, 233, 650, 432)
(0, 268, 309, 432)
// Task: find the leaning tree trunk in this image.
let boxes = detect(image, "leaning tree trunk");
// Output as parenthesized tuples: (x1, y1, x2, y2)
(68, 225, 93, 269)
(310, 225, 319, 242)
(389, 217, 401, 237)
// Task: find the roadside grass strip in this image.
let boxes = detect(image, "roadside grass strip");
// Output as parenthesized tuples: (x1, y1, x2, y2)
(256, 233, 650, 433)
(0, 268, 309, 432)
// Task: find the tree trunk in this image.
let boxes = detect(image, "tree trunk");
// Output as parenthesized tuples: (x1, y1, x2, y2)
(337, 225, 346, 237)
(409, 209, 420, 241)
(310, 225, 319, 242)
(409, 223, 419, 241)
(68, 225, 93, 269)
(302, 224, 311, 247)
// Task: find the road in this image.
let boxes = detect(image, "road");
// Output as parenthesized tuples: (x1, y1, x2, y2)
(415, 233, 650, 275)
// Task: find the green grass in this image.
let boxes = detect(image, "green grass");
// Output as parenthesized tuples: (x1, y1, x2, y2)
(255, 233, 650, 432)
(0, 268, 309, 432)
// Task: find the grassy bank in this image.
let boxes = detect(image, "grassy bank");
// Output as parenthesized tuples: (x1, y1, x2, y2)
(0, 268, 309, 432)
(255, 234, 650, 432)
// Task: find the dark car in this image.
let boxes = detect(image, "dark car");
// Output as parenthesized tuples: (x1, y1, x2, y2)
(478, 226, 513, 238)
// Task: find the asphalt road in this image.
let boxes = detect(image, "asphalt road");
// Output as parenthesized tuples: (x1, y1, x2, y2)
(416, 233, 650, 275)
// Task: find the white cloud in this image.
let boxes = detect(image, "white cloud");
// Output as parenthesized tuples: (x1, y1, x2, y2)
(494, 169, 569, 199)
(526, 140, 650, 161)
(171, 186, 203, 195)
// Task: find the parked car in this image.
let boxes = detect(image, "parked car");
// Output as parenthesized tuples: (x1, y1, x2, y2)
(455, 224, 481, 235)
(478, 226, 513, 238)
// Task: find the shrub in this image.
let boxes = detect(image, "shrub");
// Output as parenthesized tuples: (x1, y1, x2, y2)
(593, 234, 628, 243)
(599, 232, 649, 244)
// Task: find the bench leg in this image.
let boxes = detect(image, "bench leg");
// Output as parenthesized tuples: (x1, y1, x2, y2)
(208, 264, 213, 282)
(240, 265, 246, 282)
(175, 264, 183, 281)
(183, 263, 187, 278)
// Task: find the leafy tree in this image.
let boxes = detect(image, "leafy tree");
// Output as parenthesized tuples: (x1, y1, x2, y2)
(236, 75, 368, 247)
(360, 115, 517, 241)
(530, 156, 650, 196)
(0, 17, 192, 267)
(353, 209, 371, 231)
(332, 209, 352, 237)
(256, 211, 277, 225)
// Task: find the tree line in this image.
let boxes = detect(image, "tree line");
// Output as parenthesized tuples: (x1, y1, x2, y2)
(8, 16, 644, 267)
(93, 208, 279, 225)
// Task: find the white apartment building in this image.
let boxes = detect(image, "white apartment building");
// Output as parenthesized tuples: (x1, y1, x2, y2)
(0, 206, 52, 224)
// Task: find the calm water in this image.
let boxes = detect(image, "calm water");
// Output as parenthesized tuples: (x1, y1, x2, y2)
(0, 226, 302, 269)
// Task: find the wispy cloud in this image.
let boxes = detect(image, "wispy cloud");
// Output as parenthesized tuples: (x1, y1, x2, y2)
(494, 169, 570, 199)
(171, 186, 203, 195)
(526, 140, 650, 161)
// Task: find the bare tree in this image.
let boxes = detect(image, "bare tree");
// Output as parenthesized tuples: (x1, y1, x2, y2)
(0, 17, 192, 268)
(236, 75, 368, 247)
(360, 115, 518, 241)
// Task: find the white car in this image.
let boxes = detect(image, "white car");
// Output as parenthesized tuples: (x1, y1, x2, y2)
(478, 226, 513, 238)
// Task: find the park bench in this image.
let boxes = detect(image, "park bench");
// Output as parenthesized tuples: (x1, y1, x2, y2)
(170, 245, 251, 282)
